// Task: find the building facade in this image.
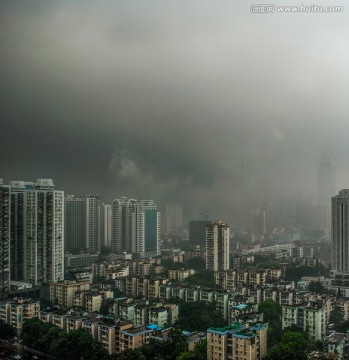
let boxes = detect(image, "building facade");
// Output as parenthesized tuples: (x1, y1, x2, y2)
(207, 322, 268, 360)
(65, 195, 86, 254)
(0, 182, 10, 294)
(206, 221, 230, 271)
(282, 302, 327, 341)
(25, 179, 64, 285)
(332, 189, 349, 271)
(163, 204, 183, 235)
(111, 198, 160, 255)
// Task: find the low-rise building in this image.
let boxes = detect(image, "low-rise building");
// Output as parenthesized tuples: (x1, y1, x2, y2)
(116, 323, 153, 353)
(98, 322, 117, 355)
(282, 301, 327, 341)
(0, 298, 40, 333)
(207, 322, 268, 360)
(334, 298, 349, 321)
(168, 268, 195, 281)
(50, 280, 90, 307)
(323, 331, 349, 360)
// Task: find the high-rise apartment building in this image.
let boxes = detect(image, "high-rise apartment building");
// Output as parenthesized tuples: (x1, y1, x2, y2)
(111, 198, 138, 253)
(332, 189, 349, 272)
(111, 198, 161, 255)
(25, 179, 64, 285)
(138, 200, 161, 255)
(206, 221, 230, 271)
(249, 209, 266, 236)
(0, 181, 10, 294)
(65, 195, 86, 254)
(64, 194, 103, 254)
(9, 181, 33, 281)
(85, 194, 101, 253)
(101, 204, 112, 250)
(2, 179, 64, 287)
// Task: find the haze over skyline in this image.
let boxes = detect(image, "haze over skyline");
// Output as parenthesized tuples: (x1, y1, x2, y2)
(1, 0, 348, 221)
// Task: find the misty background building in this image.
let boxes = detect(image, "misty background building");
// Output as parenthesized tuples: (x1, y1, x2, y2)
(318, 158, 335, 203)
(249, 209, 266, 237)
(162, 204, 183, 236)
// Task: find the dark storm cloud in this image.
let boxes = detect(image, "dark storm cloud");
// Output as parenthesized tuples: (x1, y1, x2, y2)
(1, 0, 348, 222)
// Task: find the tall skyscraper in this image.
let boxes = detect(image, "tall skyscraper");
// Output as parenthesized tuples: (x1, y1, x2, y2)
(25, 179, 64, 285)
(0, 181, 10, 293)
(65, 195, 86, 254)
(318, 158, 335, 203)
(332, 189, 349, 272)
(163, 204, 182, 235)
(206, 220, 230, 271)
(85, 194, 101, 253)
(138, 200, 161, 255)
(9, 181, 29, 281)
(101, 204, 112, 250)
(2, 179, 64, 287)
(111, 197, 138, 253)
(111, 197, 161, 255)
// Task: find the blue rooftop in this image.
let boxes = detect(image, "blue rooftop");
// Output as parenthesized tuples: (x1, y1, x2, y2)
(232, 304, 250, 310)
(147, 324, 162, 331)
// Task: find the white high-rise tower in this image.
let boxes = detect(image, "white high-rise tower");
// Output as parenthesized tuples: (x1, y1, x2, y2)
(5, 179, 64, 286)
(25, 179, 64, 285)
(111, 197, 161, 255)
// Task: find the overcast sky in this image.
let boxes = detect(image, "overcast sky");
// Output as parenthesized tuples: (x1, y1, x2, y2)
(1, 0, 348, 222)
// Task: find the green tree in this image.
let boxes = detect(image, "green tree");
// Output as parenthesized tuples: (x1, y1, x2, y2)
(21, 318, 67, 354)
(186, 258, 206, 271)
(111, 349, 146, 359)
(334, 319, 349, 332)
(176, 339, 207, 360)
(329, 309, 344, 324)
(258, 300, 281, 348)
(284, 265, 330, 282)
(0, 320, 16, 339)
(175, 301, 225, 332)
(308, 281, 325, 294)
(265, 331, 309, 360)
(258, 300, 281, 322)
(100, 299, 114, 316)
(56, 328, 109, 359)
(183, 271, 215, 288)
(21, 318, 108, 359)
